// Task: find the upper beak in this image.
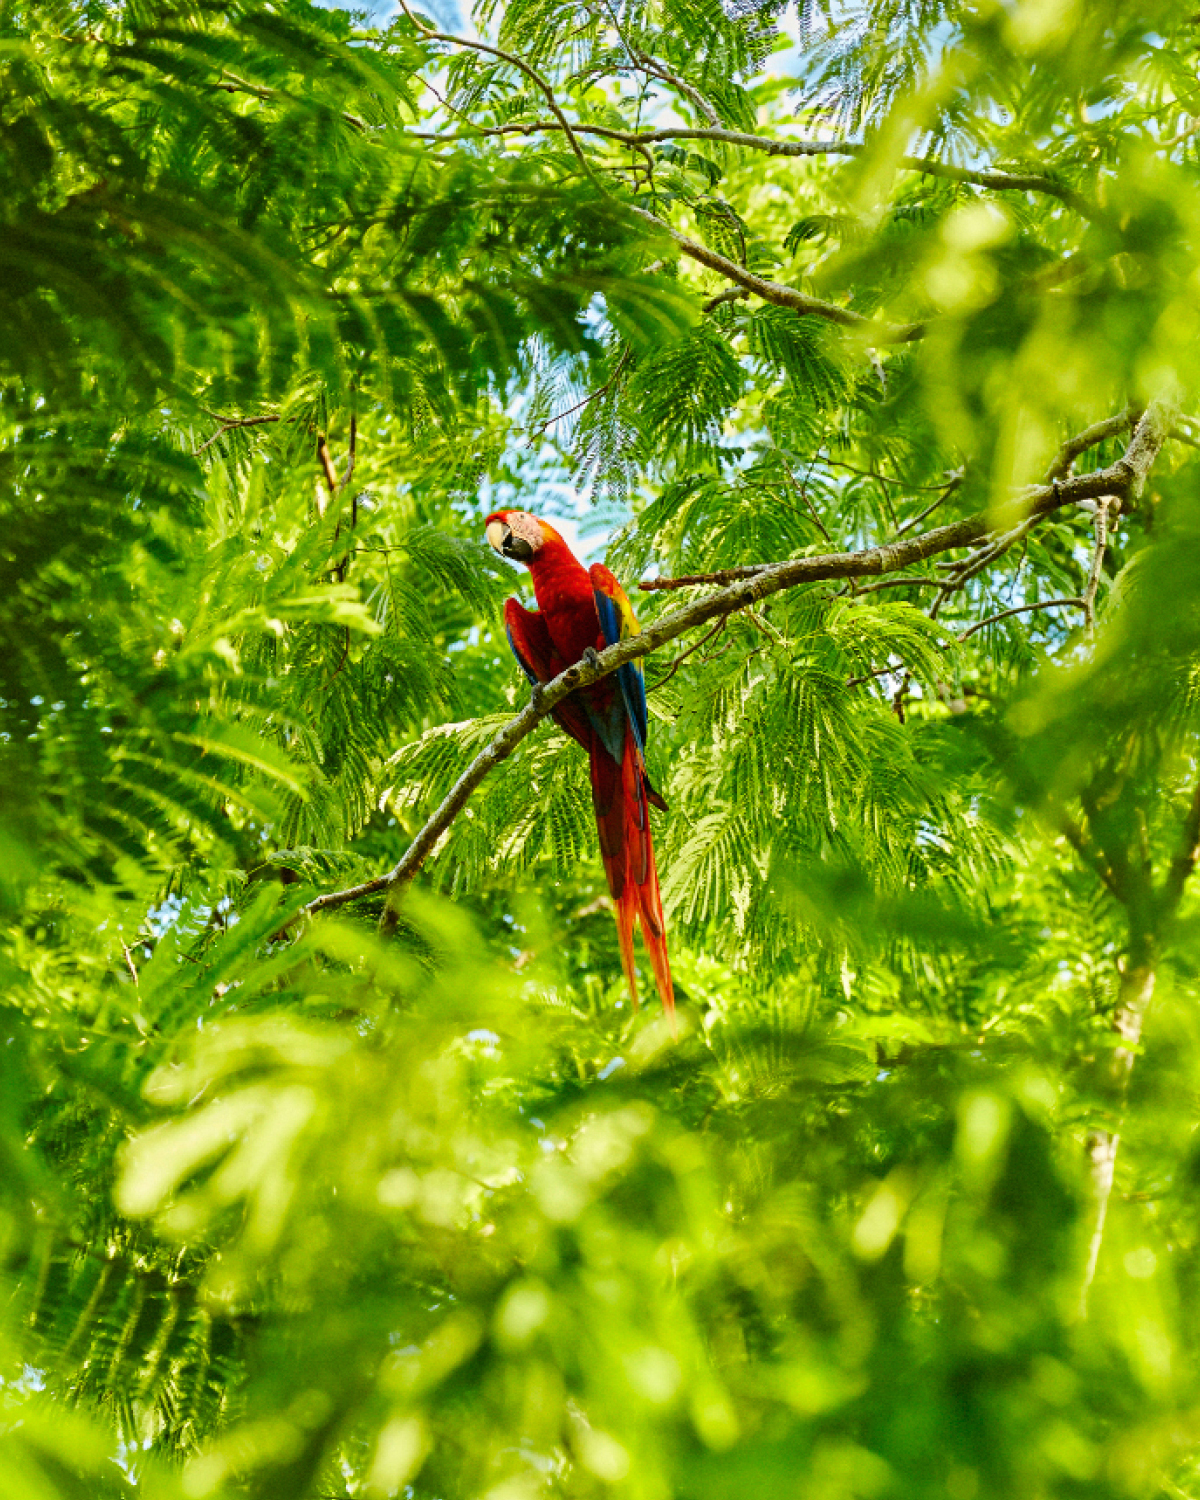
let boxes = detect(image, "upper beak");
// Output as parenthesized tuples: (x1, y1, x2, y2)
(486, 519, 535, 563)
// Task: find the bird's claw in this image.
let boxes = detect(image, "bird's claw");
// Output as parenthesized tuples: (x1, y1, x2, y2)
(529, 680, 546, 710)
(582, 646, 602, 671)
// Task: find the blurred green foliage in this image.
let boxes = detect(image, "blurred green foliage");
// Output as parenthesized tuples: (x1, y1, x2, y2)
(4, 1, 1200, 1497)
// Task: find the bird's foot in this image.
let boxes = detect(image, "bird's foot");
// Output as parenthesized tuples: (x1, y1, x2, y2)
(529, 680, 546, 711)
(582, 646, 602, 671)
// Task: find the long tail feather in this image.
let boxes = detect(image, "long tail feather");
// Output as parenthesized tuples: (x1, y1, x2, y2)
(589, 731, 673, 1017)
(615, 885, 640, 1010)
(637, 834, 674, 1018)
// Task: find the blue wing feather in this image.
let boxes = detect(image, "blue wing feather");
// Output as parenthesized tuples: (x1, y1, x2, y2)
(505, 622, 540, 687)
(591, 573, 650, 754)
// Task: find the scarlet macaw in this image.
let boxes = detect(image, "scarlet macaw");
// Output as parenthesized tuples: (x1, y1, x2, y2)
(485, 509, 673, 1017)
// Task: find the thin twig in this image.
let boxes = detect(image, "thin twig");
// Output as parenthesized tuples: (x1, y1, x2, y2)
(846, 662, 905, 689)
(120, 940, 140, 987)
(216, 72, 366, 131)
(822, 456, 950, 491)
(598, 0, 721, 127)
(854, 575, 945, 595)
(647, 616, 729, 692)
(194, 413, 281, 456)
(397, 0, 601, 188)
(341, 411, 358, 494)
(530, 348, 631, 439)
(956, 596, 1084, 641)
(894, 469, 966, 534)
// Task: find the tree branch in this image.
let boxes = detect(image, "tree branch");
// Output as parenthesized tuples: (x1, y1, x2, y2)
(397, 1, 600, 187)
(215, 72, 367, 131)
(316, 434, 340, 501)
(1158, 779, 1200, 919)
(894, 469, 966, 534)
(414, 119, 1100, 216)
(1044, 406, 1140, 483)
(194, 412, 281, 456)
(306, 409, 1166, 921)
(628, 205, 926, 343)
(1082, 497, 1112, 633)
(956, 597, 1084, 641)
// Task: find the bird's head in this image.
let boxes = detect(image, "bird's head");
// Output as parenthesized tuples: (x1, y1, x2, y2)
(484, 509, 550, 566)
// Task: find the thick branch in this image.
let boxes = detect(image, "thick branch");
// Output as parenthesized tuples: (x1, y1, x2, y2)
(307, 409, 1165, 920)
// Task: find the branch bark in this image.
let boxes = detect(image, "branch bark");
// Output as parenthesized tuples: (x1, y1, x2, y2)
(306, 407, 1166, 923)
(194, 412, 281, 456)
(415, 119, 1100, 217)
(1044, 406, 1140, 483)
(628, 205, 926, 343)
(956, 596, 1084, 641)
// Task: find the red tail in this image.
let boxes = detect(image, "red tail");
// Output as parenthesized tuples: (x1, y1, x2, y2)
(588, 732, 674, 1018)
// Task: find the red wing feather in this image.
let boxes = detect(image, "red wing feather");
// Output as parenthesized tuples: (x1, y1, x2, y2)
(504, 597, 592, 751)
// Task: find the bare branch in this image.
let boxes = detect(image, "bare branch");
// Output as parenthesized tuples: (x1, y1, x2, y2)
(647, 616, 729, 692)
(305, 408, 1167, 922)
(629, 57, 720, 128)
(956, 597, 1084, 642)
(1082, 498, 1112, 633)
(316, 434, 339, 515)
(639, 564, 771, 591)
(596, 0, 722, 127)
(628, 205, 925, 342)
(342, 411, 358, 494)
(413, 118, 1100, 216)
(702, 285, 751, 314)
(854, 575, 945, 595)
(894, 469, 965, 535)
(823, 456, 952, 491)
(397, 1, 601, 187)
(1044, 406, 1140, 483)
(194, 413, 281, 456)
(216, 72, 367, 131)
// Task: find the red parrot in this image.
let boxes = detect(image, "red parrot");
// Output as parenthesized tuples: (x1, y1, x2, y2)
(484, 509, 674, 1018)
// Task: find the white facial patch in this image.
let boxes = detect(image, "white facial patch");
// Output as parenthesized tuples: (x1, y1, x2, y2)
(505, 511, 544, 553)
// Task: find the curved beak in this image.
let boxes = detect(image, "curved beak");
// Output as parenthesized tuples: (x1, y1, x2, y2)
(485, 518, 534, 564)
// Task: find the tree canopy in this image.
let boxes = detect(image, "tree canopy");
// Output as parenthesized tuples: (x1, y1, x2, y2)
(4, 1, 1200, 1496)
